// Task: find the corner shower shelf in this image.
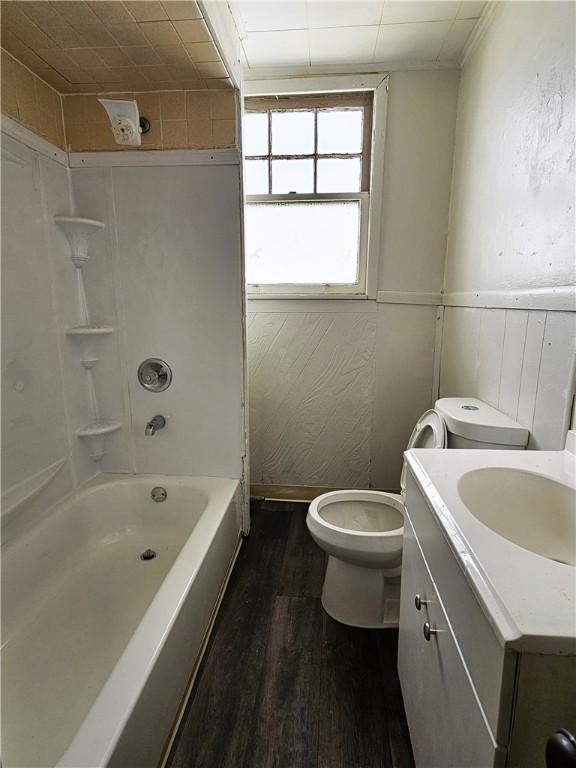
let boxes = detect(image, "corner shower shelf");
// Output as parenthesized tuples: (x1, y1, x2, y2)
(66, 326, 114, 369)
(56, 212, 120, 463)
(54, 217, 105, 267)
(66, 325, 114, 337)
(77, 420, 122, 438)
(77, 420, 122, 463)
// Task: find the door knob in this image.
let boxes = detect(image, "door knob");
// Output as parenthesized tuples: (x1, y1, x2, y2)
(414, 594, 430, 611)
(423, 621, 438, 641)
(546, 730, 576, 767)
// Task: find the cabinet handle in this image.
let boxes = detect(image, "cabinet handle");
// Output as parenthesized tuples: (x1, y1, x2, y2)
(423, 621, 438, 641)
(414, 594, 430, 611)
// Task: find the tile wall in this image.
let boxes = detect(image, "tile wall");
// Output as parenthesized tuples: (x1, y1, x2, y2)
(0, 48, 65, 149)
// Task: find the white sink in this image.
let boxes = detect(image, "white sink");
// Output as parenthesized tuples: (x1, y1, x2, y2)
(458, 468, 576, 566)
(404, 436, 576, 653)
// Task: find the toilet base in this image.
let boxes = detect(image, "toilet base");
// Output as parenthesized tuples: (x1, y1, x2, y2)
(321, 555, 401, 629)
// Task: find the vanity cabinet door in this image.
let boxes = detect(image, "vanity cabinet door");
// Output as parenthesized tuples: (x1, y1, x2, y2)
(398, 514, 502, 768)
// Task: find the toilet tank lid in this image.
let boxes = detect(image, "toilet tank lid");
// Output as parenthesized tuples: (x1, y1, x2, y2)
(434, 398, 529, 446)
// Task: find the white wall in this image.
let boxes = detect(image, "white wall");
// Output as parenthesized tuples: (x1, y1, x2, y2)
(248, 70, 459, 490)
(445, 2, 575, 296)
(71, 162, 245, 479)
(440, 2, 576, 449)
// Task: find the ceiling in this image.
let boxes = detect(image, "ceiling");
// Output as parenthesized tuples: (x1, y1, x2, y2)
(229, 0, 486, 72)
(0, 1, 233, 93)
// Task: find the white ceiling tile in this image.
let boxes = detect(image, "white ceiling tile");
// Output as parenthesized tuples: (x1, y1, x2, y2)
(310, 25, 379, 64)
(231, 1, 307, 32)
(307, 2, 384, 29)
(438, 17, 477, 60)
(374, 19, 451, 62)
(243, 29, 309, 67)
(380, 1, 460, 25)
(456, 1, 486, 19)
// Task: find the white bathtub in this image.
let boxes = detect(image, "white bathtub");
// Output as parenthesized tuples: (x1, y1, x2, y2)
(2, 474, 242, 768)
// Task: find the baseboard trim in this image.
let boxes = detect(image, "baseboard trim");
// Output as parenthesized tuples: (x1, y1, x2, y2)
(250, 483, 400, 501)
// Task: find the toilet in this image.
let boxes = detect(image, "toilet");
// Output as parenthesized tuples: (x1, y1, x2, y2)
(307, 397, 529, 629)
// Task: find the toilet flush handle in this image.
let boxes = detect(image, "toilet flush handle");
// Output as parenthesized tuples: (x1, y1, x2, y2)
(414, 594, 431, 611)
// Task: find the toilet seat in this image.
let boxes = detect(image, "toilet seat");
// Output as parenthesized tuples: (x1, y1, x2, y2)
(400, 409, 447, 496)
(406, 409, 447, 450)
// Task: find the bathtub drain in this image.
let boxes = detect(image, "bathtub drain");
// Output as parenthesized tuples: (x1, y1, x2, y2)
(140, 548, 157, 561)
(151, 486, 167, 503)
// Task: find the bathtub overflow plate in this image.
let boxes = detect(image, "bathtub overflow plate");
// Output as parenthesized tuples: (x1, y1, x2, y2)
(140, 548, 157, 561)
(151, 486, 167, 503)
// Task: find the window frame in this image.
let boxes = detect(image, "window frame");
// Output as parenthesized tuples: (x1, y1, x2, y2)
(243, 84, 383, 299)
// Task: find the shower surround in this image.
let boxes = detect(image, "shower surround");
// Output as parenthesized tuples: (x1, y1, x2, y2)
(1, 89, 246, 765)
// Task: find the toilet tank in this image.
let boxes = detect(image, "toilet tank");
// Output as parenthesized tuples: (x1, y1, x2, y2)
(434, 398, 529, 450)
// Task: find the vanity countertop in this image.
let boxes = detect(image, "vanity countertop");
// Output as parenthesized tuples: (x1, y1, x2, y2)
(405, 441, 576, 655)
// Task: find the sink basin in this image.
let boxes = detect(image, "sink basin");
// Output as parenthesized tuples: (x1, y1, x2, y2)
(458, 468, 576, 566)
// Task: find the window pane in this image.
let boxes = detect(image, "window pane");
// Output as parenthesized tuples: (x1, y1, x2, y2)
(272, 159, 314, 193)
(244, 159, 269, 194)
(271, 111, 314, 155)
(317, 158, 361, 192)
(244, 112, 268, 156)
(246, 201, 360, 285)
(317, 109, 363, 154)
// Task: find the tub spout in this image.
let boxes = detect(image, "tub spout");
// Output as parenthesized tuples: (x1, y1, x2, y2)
(145, 415, 166, 436)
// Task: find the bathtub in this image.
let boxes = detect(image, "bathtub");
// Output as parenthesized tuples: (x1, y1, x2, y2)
(2, 473, 242, 768)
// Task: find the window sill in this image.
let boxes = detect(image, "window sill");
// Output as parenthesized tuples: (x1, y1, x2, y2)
(246, 291, 369, 300)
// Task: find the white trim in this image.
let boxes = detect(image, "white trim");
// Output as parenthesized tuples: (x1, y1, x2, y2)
(443, 287, 576, 312)
(1, 115, 68, 166)
(243, 74, 388, 301)
(246, 193, 369, 299)
(432, 305, 444, 403)
(377, 290, 443, 306)
(366, 77, 388, 299)
(244, 73, 387, 95)
(247, 298, 377, 313)
(460, 0, 501, 67)
(197, 0, 242, 89)
(243, 61, 460, 82)
(68, 148, 241, 168)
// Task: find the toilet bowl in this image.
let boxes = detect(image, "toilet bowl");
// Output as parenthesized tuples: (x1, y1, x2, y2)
(306, 398, 529, 629)
(307, 490, 405, 628)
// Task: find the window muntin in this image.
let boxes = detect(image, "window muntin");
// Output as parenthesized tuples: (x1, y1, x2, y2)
(244, 92, 372, 295)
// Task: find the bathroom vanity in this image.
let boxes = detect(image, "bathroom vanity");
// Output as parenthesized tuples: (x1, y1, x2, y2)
(398, 442, 576, 768)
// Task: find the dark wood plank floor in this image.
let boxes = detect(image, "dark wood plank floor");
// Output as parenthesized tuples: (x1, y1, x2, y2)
(167, 501, 415, 768)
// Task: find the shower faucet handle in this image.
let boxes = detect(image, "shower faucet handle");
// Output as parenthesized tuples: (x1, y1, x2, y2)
(145, 415, 166, 436)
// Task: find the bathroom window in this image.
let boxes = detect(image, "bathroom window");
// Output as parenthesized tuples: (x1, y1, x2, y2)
(243, 92, 373, 297)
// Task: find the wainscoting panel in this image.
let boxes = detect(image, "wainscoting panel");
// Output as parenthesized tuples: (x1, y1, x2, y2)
(248, 311, 377, 488)
(248, 302, 440, 491)
(440, 307, 576, 449)
(370, 304, 440, 490)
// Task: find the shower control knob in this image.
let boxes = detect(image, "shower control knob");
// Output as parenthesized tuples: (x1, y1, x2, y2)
(142, 370, 159, 386)
(138, 358, 173, 392)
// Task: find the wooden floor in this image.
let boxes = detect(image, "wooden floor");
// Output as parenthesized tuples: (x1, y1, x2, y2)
(167, 501, 415, 768)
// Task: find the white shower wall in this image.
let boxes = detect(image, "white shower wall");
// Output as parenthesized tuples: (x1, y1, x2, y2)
(70, 162, 244, 478)
(2, 127, 245, 523)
